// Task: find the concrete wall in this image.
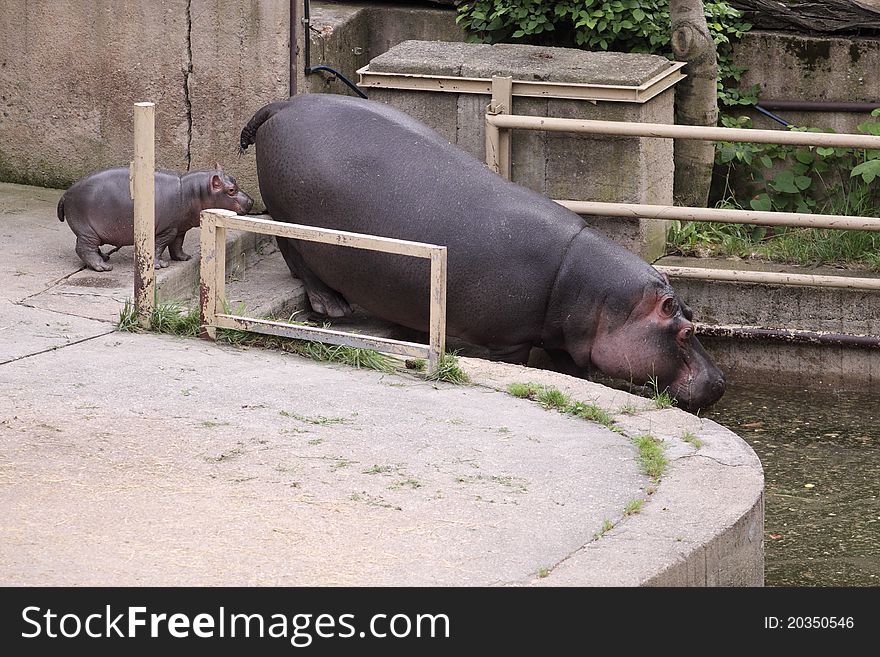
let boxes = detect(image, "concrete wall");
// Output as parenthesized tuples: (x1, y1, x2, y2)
(731, 31, 880, 133)
(0, 1, 463, 208)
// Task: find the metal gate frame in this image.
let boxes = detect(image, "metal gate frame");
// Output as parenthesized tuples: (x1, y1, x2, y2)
(198, 209, 448, 372)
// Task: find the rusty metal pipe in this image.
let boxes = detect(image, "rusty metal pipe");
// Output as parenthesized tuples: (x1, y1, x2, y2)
(696, 324, 880, 349)
(758, 100, 880, 113)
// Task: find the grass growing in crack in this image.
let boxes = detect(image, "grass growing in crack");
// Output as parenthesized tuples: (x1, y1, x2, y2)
(426, 352, 470, 385)
(648, 376, 675, 409)
(618, 403, 638, 416)
(537, 567, 551, 579)
(507, 382, 541, 399)
(633, 434, 668, 480)
(363, 465, 394, 475)
(568, 401, 616, 430)
(624, 499, 644, 516)
(594, 519, 614, 539)
(536, 387, 568, 410)
(280, 411, 346, 426)
(507, 382, 620, 432)
(117, 300, 200, 336)
(682, 430, 703, 449)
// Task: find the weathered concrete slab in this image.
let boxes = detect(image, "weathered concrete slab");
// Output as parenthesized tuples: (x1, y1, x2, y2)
(0, 181, 764, 586)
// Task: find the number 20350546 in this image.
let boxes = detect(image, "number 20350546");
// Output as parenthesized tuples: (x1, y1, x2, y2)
(765, 617, 854, 630)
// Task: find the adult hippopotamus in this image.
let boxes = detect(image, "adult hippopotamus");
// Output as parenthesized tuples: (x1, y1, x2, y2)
(58, 165, 253, 271)
(240, 94, 724, 410)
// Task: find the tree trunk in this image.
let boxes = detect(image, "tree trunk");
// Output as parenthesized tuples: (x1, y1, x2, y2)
(670, 0, 718, 208)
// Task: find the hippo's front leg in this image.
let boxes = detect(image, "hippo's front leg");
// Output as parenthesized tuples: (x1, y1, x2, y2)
(168, 232, 191, 261)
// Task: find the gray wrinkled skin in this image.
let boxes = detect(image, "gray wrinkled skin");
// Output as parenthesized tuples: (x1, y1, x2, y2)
(58, 166, 254, 271)
(241, 94, 724, 410)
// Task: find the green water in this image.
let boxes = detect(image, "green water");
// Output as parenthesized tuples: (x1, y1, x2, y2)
(704, 384, 880, 587)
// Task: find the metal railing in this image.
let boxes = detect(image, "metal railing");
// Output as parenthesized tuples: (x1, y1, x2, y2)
(483, 76, 880, 346)
(198, 210, 448, 373)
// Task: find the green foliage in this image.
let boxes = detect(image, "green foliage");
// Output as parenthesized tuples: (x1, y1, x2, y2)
(672, 109, 880, 270)
(456, 1, 755, 109)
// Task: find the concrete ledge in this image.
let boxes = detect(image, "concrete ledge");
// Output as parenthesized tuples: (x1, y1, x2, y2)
(460, 359, 765, 586)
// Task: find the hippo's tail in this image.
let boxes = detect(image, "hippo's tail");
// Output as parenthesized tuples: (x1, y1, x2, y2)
(239, 100, 294, 154)
(57, 194, 66, 222)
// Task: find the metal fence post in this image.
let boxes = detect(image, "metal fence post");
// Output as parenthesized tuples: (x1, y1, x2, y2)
(131, 101, 156, 329)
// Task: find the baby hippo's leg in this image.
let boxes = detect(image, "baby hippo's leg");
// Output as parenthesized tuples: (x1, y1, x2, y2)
(75, 233, 113, 271)
(168, 232, 191, 261)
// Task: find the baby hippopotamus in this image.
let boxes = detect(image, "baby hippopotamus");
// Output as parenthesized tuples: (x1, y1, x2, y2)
(57, 165, 254, 271)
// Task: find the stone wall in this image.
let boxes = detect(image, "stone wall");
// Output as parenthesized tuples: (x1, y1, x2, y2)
(731, 31, 880, 133)
(0, 1, 463, 208)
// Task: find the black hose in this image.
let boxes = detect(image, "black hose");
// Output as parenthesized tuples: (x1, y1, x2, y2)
(306, 65, 369, 99)
(301, 1, 368, 99)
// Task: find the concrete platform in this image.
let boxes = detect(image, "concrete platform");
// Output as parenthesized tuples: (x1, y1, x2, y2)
(0, 182, 764, 586)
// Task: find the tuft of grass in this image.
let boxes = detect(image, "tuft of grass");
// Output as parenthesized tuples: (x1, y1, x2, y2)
(633, 434, 668, 480)
(280, 411, 346, 426)
(426, 352, 470, 385)
(405, 358, 426, 372)
(117, 300, 200, 336)
(536, 386, 569, 410)
(507, 382, 541, 399)
(506, 382, 622, 432)
(363, 465, 394, 475)
(682, 430, 703, 449)
(537, 567, 551, 579)
(594, 519, 614, 539)
(117, 300, 139, 332)
(648, 377, 675, 409)
(568, 401, 616, 429)
(618, 403, 638, 416)
(624, 499, 644, 516)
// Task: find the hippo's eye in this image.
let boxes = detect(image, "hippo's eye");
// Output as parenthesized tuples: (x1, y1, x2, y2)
(227, 188, 237, 196)
(679, 326, 693, 341)
(660, 296, 678, 317)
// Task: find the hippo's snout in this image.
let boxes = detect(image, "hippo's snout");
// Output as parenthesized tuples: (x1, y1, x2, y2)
(238, 192, 254, 215)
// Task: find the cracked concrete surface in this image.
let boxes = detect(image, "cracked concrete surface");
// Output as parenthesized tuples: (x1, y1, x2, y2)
(0, 182, 764, 585)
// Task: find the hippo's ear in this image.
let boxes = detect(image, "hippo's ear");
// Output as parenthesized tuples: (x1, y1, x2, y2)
(215, 161, 224, 173)
(211, 174, 224, 191)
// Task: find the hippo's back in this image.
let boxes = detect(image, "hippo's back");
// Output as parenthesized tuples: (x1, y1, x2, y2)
(252, 94, 586, 345)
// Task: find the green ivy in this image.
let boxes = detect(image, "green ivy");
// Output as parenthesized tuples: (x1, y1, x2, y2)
(670, 109, 880, 269)
(714, 110, 880, 215)
(455, 0, 757, 110)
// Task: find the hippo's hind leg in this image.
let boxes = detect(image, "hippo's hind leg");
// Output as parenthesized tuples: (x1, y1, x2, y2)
(277, 236, 352, 317)
(75, 234, 112, 272)
(168, 232, 191, 261)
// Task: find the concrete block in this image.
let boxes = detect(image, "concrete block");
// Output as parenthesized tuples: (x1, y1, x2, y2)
(370, 88, 459, 145)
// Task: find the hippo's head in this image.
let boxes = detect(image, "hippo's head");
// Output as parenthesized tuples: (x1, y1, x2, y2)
(592, 278, 724, 411)
(206, 164, 254, 215)
(564, 273, 725, 412)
